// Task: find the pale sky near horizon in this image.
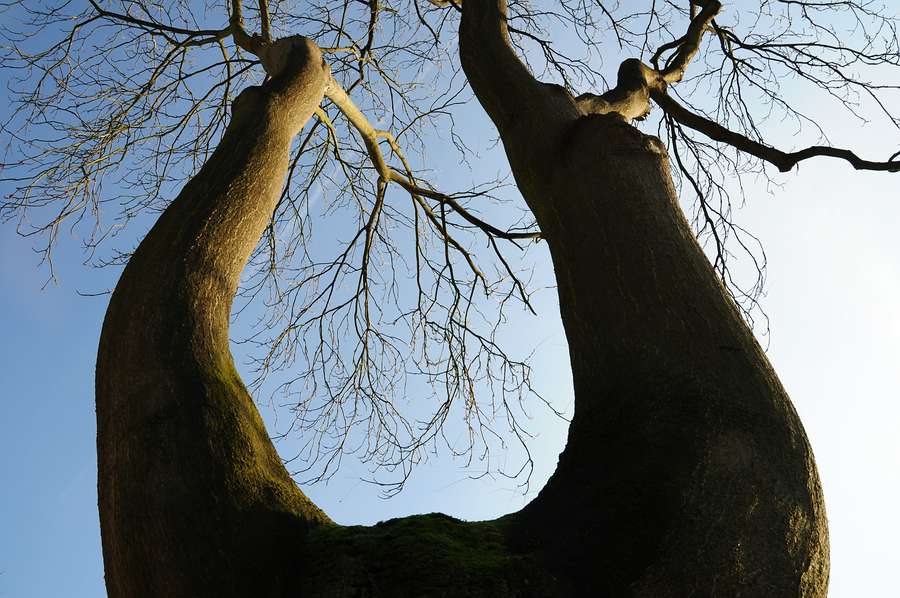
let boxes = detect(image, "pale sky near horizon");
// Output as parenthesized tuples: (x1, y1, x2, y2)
(2, 4, 899, 597)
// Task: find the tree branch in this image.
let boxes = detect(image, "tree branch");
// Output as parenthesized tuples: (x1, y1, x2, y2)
(324, 76, 541, 240)
(458, 0, 579, 133)
(86, 0, 231, 44)
(653, 90, 900, 172)
(578, 1, 721, 120)
(229, 0, 266, 55)
(660, 1, 722, 84)
(258, 0, 272, 43)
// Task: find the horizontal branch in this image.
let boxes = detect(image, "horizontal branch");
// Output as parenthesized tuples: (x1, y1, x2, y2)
(653, 90, 900, 173)
(87, 0, 230, 41)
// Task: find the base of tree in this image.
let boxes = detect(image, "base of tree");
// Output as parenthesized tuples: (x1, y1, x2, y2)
(296, 513, 566, 597)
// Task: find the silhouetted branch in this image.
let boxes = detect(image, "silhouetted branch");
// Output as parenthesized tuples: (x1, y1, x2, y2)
(654, 89, 900, 172)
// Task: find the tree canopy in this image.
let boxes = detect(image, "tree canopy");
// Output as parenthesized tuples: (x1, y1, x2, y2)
(2, 0, 897, 493)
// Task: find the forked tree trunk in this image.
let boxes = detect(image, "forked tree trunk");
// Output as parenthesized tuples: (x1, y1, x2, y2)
(95, 4, 829, 596)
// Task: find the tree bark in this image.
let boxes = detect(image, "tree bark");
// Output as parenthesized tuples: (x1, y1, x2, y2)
(459, 0, 829, 595)
(95, 5, 829, 595)
(95, 37, 332, 597)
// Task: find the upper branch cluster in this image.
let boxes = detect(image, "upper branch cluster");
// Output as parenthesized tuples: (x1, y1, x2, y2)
(1, 0, 898, 491)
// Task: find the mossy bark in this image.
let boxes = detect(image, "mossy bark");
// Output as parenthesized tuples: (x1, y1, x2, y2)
(295, 514, 565, 597)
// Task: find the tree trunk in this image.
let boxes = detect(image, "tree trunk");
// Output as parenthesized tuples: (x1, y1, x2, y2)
(95, 38, 332, 597)
(95, 6, 829, 596)
(458, 0, 829, 595)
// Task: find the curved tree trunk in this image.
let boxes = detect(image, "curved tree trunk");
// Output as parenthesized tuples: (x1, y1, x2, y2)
(95, 38, 332, 597)
(458, 0, 829, 595)
(95, 6, 829, 596)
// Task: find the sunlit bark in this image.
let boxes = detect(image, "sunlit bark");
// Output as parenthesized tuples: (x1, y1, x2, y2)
(95, 37, 331, 597)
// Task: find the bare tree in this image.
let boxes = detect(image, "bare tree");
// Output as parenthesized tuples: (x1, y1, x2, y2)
(1, 0, 898, 595)
(0, 0, 553, 494)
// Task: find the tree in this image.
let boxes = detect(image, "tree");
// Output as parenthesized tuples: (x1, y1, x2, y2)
(2, 0, 898, 595)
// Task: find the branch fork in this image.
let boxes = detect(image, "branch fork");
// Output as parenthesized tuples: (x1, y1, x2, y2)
(575, 0, 898, 173)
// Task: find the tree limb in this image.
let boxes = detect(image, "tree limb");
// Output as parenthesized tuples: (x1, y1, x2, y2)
(458, 0, 579, 133)
(230, 0, 266, 55)
(324, 76, 541, 240)
(660, 1, 722, 84)
(258, 0, 272, 43)
(653, 90, 900, 172)
(86, 0, 231, 45)
(578, 1, 721, 120)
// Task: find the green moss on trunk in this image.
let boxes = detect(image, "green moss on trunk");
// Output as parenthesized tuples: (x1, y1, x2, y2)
(297, 513, 566, 597)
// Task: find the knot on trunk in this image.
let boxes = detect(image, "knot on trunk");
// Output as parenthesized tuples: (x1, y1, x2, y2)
(258, 35, 324, 79)
(616, 58, 664, 93)
(577, 59, 663, 121)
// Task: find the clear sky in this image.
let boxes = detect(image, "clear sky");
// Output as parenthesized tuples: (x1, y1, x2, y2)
(2, 5, 899, 598)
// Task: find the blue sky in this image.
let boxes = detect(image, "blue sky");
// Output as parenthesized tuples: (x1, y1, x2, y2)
(2, 3, 900, 597)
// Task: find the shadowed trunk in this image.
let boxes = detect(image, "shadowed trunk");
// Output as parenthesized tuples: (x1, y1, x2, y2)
(95, 4, 828, 596)
(458, 0, 829, 595)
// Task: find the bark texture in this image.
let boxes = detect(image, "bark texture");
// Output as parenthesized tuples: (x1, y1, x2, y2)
(95, 37, 332, 597)
(95, 4, 829, 596)
(459, 0, 829, 595)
